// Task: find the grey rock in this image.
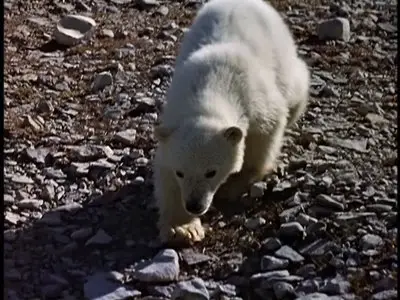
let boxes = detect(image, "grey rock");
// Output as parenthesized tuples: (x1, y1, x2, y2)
(24, 147, 50, 164)
(320, 277, 351, 295)
(53, 202, 82, 213)
(244, 217, 266, 229)
(17, 199, 43, 210)
(4, 194, 15, 206)
(275, 246, 304, 263)
(295, 264, 316, 278)
(171, 277, 209, 300)
(334, 212, 376, 223)
(315, 194, 345, 211)
(327, 137, 368, 153)
(250, 181, 267, 198)
(375, 277, 397, 293)
(55, 14, 96, 46)
(71, 227, 93, 240)
(273, 281, 295, 299)
(359, 234, 383, 250)
(251, 270, 290, 281)
(279, 205, 304, 222)
(92, 71, 113, 92)
(137, 0, 160, 9)
(180, 248, 212, 266)
(366, 113, 389, 125)
(295, 293, 330, 300)
(261, 255, 289, 271)
(101, 29, 114, 38)
(42, 184, 55, 201)
(262, 237, 282, 252)
(85, 229, 113, 246)
(38, 212, 62, 225)
(134, 249, 179, 282)
(155, 5, 169, 16)
(4, 229, 18, 242)
(84, 272, 141, 300)
(372, 290, 397, 300)
(278, 221, 306, 239)
(70, 145, 113, 162)
(296, 279, 320, 294)
(317, 18, 351, 41)
(114, 129, 137, 146)
(11, 175, 34, 184)
(5, 212, 21, 225)
(297, 213, 318, 226)
(148, 285, 175, 298)
(366, 204, 393, 213)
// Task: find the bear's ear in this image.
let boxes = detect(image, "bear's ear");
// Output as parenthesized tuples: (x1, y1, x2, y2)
(154, 125, 174, 142)
(223, 126, 243, 145)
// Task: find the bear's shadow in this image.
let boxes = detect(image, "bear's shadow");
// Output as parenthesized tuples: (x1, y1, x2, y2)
(6, 176, 300, 299)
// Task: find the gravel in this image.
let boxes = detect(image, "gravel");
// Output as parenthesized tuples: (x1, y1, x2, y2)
(4, 0, 397, 299)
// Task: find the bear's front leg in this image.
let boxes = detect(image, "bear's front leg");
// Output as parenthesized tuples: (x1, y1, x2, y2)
(215, 119, 288, 201)
(154, 165, 205, 245)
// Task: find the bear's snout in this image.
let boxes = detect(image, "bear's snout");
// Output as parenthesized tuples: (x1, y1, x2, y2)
(185, 197, 208, 216)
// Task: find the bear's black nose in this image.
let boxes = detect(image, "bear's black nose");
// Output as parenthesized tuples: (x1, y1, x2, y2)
(185, 200, 206, 215)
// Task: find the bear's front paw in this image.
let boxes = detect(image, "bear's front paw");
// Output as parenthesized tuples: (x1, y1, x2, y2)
(160, 218, 205, 246)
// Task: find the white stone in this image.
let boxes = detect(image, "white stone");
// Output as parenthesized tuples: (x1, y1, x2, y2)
(54, 14, 96, 46)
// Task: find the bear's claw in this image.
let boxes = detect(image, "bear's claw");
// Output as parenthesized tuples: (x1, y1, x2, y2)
(160, 218, 205, 245)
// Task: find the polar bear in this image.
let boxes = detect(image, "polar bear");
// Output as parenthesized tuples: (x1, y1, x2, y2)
(153, 0, 309, 244)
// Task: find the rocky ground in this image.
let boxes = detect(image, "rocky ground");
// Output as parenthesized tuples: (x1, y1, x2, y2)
(4, 0, 398, 299)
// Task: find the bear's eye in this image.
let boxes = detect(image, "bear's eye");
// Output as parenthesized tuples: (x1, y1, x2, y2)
(176, 171, 184, 178)
(205, 170, 216, 178)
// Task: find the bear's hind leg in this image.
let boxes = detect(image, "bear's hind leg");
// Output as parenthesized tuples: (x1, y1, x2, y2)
(154, 165, 205, 245)
(287, 59, 309, 127)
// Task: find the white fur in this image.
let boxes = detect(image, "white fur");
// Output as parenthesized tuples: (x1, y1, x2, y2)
(154, 0, 310, 244)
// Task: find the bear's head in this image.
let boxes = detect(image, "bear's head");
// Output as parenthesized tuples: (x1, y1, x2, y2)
(155, 122, 245, 216)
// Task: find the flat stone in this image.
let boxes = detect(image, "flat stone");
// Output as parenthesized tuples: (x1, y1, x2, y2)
(372, 290, 397, 300)
(38, 212, 62, 225)
(250, 181, 267, 198)
(84, 272, 141, 300)
(71, 227, 93, 240)
(261, 255, 289, 271)
(273, 281, 295, 300)
(5, 212, 21, 225)
(366, 204, 393, 213)
(85, 229, 113, 246)
(262, 237, 282, 252)
(244, 217, 266, 229)
(91, 71, 113, 92)
(315, 194, 345, 211)
(320, 277, 351, 295)
(359, 234, 383, 250)
(180, 248, 212, 266)
(4, 194, 15, 206)
(171, 277, 209, 300)
(275, 246, 304, 263)
(327, 137, 368, 153)
(134, 249, 179, 282)
(114, 129, 137, 146)
(251, 270, 290, 281)
(317, 18, 351, 41)
(295, 293, 331, 300)
(24, 147, 50, 164)
(55, 14, 96, 46)
(53, 202, 82, 213)
(17, 199, 43, 210)
(11, 175, 34, 184)
(278, 222, 305, 239)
